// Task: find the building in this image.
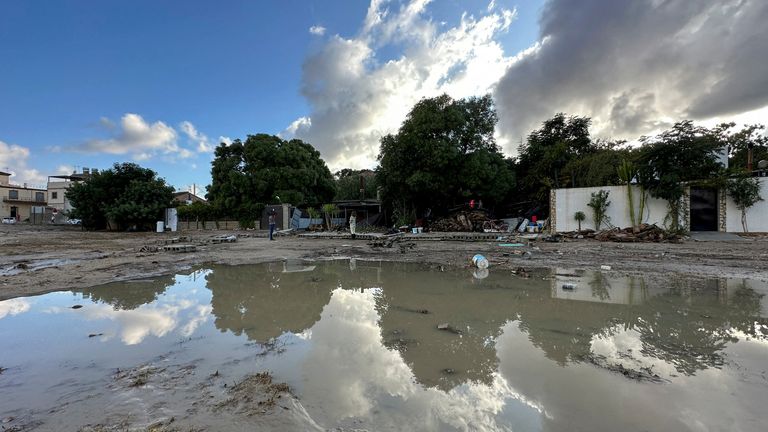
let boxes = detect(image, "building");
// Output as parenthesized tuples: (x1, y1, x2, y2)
(47, 169, 93, 222)
(173, 191, 206, 205)
(0, 171, 48, 221)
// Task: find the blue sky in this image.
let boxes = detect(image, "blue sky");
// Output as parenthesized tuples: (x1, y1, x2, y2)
(3, 0, 766, 193)
(0, 0, 541, 191)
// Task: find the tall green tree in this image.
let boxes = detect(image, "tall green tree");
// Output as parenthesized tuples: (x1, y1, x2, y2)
(637, 121, 725, 231)
(334, 169, 378, 201)
(726, 173, 763, 232)
(66, 163, 174, 230)
(723, 123, 768, 170)
(516, 113, 600, 204)
(207, 134, 335, 223)
(377, 94, 514, 217)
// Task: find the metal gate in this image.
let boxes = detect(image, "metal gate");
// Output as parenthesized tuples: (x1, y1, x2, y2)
(690, 187, 718, 231)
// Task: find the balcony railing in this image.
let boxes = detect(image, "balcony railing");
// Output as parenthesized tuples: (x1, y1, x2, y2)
(3, 196, 47, 204)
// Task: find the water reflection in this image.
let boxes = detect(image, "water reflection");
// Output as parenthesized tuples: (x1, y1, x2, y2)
(204, 261, 336, 342)
(77, 274, 178, 310)
(44, 262, 768, 382)
(0, 298, 30, 319)
(65, 270, 212, 344)
(293, 288, 543, 431)
(3, 261, 767, 431)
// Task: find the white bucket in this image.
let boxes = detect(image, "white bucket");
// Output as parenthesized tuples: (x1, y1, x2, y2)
(156, 221, 164, 233)
(472, 254, 489, 269)
(412, 228, 418, 234)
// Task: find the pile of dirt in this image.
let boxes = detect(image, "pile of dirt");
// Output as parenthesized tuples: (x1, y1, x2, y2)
(214, 372, 291, 416)
(431, 211, 489, 232)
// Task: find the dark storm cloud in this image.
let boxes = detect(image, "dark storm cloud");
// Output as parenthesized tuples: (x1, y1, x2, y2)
(494, 0, 768, 147)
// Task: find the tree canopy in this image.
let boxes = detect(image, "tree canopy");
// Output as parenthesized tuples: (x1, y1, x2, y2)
(334, 169, 378, 201)
(66, 163, 174, 230)
(636, 120, 726, 230)
(206, 134, 335, 223)
(516, 113, 617, 204)
(637, 120, 725, 202)
(377, 94, 514, 218)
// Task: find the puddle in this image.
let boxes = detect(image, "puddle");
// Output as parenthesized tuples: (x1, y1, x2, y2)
(0, 258, 84, 276)
(1, 261, 767, 431)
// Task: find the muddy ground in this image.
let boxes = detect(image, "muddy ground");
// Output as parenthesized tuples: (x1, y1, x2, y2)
(2, 224, 767, 301)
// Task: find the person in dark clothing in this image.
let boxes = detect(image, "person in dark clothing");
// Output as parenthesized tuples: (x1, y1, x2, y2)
(268, 211, 276, 241)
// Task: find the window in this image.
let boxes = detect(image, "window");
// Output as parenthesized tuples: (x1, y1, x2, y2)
(36, 192, 45, 202)
(9, 190, 18, 199)
(52, 192, 58, 199)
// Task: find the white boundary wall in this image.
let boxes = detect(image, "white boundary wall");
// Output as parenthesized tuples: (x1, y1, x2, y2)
(726, 178, 768, 232)
(554, 178, 768, 233)
(554, 185, 668, 232)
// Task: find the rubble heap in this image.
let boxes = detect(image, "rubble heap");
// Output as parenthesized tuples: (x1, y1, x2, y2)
(430, 210, 490, 232)
(564, 224, 682, 243)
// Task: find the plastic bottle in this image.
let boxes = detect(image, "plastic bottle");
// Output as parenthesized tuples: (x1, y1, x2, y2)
(472, 254, 489, 269)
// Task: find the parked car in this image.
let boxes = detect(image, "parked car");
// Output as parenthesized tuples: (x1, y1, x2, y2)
(2, 217, 16, 224)
(67, 218, 82, 225)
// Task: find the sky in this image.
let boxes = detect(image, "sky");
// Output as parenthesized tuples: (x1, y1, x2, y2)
(1, 0, 766, 193)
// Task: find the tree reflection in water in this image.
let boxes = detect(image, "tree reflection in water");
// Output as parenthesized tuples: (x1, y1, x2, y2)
(74, 261, 767, 388)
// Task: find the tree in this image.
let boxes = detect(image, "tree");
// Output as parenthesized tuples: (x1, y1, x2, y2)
(207, 134, 336, 224)
(66, 163, 174, 230)
(177, 201, 213, 222)
(726, 174, 763, 232)
(516, 113, 600, 205)
(334, 169, 378, 201)
(724, 124, 768, 170)
(587, 190, 611, 230)
(321, 203, 339, 229)
(377, 94, 514, 218)
(617, 158, 647, 230)
(637, 121, 725, 232)
(574, 211, 585, 232)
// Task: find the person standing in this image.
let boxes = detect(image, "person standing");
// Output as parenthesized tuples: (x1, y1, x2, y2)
(349, 211, 357, 239)
(268, 210, 276, 241)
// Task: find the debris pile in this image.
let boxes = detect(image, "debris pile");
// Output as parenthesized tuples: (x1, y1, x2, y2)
(564, 224, 681, 243)
(431, 211, 489, 232)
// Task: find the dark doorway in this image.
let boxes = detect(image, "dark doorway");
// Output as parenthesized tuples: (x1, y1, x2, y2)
(10, 206, 17, 219)
(690, 187, 718, 231)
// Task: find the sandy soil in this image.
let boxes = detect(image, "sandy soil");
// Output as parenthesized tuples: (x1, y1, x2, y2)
(2, 224, 767, 301)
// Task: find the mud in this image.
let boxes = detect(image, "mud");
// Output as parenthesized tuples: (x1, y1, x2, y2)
(2, 224, 768, 301)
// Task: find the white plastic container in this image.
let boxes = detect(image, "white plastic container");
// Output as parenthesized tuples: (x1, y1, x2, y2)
(156, 221, 164, 233)
(472, 254, 489, 269)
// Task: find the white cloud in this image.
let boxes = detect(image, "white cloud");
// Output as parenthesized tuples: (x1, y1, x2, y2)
(98, 116, 116, 129)
(76, 113, 192, 161)
(56, 165, 75, 175)
(218, 136, 233, 146)
(309, 25, 326, 36)
(281, 116, 312, 138)
(0, 140, 47, 186)
(283, 0, 517, 170)
(180, 120, 214, 153)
